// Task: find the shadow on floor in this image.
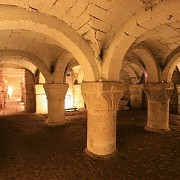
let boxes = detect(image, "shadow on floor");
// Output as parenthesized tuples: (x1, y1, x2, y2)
(0, 109, 179, 179)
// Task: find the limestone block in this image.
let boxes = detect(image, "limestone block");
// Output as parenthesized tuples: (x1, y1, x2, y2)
(122, 16, 147, 38)
(68, 1, 88, 18)
(77, 24, 91, 35)
(86, 4, 111, 21)
(49, 0, 77, 19)
(88, 0, 115, 10)
(72, 12, 91, 30)
(88, 18, 112, 33)
(62, 14, 76, 26)
(109, 5, 132, 26)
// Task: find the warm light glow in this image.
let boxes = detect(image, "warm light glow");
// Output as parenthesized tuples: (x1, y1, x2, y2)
(144, 71, 148, 77)
(8, 86, 13, 98)
(65, 94, 73, 109)
(36, 94, 48, 114)
(35, 85, 48, 114)
(144, 71, 148, 83)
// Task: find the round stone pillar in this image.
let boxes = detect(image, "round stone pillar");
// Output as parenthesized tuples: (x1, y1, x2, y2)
(143, 83, 173, 132)
(35, 84, 47, 114)
(81, 82, 125, 156)
(129, 84, 143, 109)
(176, 84, 180, 115)
(43, 83, 69, 125)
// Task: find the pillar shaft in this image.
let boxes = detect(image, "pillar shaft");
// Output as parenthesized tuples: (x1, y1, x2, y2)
(25, 69, 36, 113)
(129, 84, 143, 109)
(176, 84, 180, 115)
(81, 82, 125, 156)
(43, 83, 69, 124)
(143, 83, 173, 132)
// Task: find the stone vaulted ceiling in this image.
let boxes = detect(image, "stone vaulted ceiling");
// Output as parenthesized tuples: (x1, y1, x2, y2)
(0, 0, 179, 83)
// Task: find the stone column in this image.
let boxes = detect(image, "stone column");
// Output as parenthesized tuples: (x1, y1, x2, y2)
(43, 83, 69, 125)
(81, 82, 125, 156)
(25, 69, 36, 113)
(176, 84, 180, 115)
(73, 84, 84, 109)
(143, 83, 173, 132)
(129, 84, 143, 108)
(35, 84, 47, 114)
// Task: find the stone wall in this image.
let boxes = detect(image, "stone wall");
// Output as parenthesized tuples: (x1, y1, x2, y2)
(25, 69, 36, 113)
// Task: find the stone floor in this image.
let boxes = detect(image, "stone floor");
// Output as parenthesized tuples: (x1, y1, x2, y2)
(0, 101, 25, 116)
(0, 102, 179, 179)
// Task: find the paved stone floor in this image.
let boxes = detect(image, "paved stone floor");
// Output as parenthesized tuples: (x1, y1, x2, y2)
(0, 102, 179, 179)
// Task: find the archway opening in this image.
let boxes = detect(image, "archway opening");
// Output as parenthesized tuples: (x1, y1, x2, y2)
(0, 68, 25, 115)
(65, 65, 85, 111)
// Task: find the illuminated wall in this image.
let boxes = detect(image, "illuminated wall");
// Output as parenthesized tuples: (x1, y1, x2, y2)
(65, 66, 85, 109)
(65, 70, 74, 109)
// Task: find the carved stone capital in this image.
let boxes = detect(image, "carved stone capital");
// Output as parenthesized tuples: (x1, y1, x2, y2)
(81, 82, 125, 111)
(143, 83, 173, 103)
(43, 83, 69, 100)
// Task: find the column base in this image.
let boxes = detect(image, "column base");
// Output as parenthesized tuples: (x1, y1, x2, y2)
(145, 125, 171, 133)
(84, 148, 118, 159)
(44, 120, 66, 126)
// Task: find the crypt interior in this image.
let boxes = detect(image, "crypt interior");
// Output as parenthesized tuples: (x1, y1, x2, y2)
(0, 0, 179, 179)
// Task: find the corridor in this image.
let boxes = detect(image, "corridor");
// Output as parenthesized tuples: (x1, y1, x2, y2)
(0, 101, 25, 116)
(0, 109, 179, 179)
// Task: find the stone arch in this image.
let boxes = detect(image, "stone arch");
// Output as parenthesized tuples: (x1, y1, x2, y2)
(53, 53, 74, 83)
(102, 0, 180, 81)
(121, 64, 139, 83)
(66, 59, 80, 72)
(0, 5, 100, 82)
(0, 50, 51, 82)
(124, 56, 145, 72)
(0, 58, 36, 75)
(130, 43, 161, 83)
(64, 59, 80, 83)
(162, 50, 180, 82)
